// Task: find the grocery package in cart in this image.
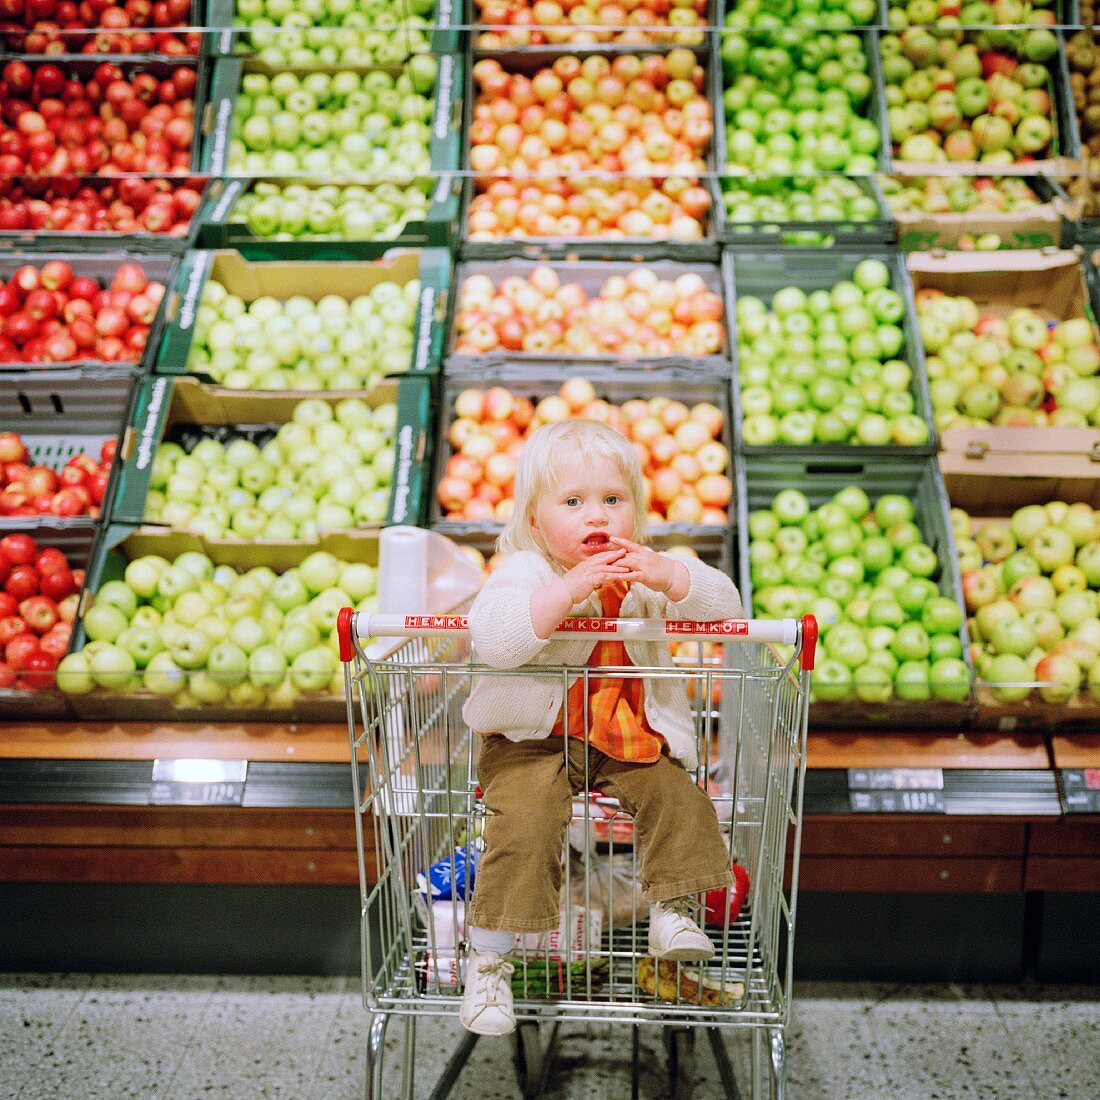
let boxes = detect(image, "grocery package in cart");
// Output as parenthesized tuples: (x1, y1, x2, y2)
(337, 527, 814, 1098)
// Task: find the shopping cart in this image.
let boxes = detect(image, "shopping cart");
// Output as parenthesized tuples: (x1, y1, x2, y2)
(336, 607, 816, 1100)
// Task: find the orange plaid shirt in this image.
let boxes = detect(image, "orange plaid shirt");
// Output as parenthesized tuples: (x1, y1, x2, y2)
(551, 579, 665, 763)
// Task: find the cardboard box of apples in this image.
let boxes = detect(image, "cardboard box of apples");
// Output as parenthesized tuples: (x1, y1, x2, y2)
(947, 470, 1100, 728)
(197, 175, 460, 257)
(908, 249, 1100, 446)
(56, 524, 382, 721)
(736, 453, 975, 725)
(0, 368, 133, 528)
(883, 175, 1071, 252)
(729, 250, 936, 453)
(200, 52, 461, 179)
(155, 248, 449, 388)
(109, 374, 432, 538)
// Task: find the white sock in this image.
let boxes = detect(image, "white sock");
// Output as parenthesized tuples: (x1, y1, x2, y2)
(468, 925, 516, 956)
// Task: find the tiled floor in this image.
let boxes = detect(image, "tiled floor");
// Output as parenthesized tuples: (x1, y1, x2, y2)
(2, 974, 1097, 1099)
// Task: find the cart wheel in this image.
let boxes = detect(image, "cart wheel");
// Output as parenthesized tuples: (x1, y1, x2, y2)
(512, 1021, 544, 1098)
(665, 1027, 696, 1100)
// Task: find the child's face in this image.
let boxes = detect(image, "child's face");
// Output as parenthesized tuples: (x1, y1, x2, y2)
(531, 451, 636, 570)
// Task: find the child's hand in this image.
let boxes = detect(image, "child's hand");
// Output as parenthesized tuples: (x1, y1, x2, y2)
(607, 537, 688, 597)
(560, 548, 632, 604)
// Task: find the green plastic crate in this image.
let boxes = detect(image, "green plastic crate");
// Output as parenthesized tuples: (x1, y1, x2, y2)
(156, 247, 449, 381)
(196, 174, 459, 255)
(111, 374, 431, 529)
(0, 367, 139, 531)
(201, 53, 462, 177)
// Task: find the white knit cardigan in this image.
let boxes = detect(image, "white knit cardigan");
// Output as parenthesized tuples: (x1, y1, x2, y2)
(461, 550, 744, 770)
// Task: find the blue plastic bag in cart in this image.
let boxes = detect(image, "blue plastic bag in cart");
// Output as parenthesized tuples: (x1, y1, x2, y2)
(417, 840, 481, 901)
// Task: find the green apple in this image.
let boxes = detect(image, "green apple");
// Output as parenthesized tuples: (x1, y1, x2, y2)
(95, 580, 138, 619)
(56, 652, 94, 695)
(144, 651, 186, 696)
(83, 603, 129, 644)
(249, 644, 289, 690)
(290, 645, 338, 693)
(89, 644, 137, 691)
(929, 657, 971, 702)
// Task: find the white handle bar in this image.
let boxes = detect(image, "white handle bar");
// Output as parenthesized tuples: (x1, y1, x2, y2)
(337, 610, 818, 669)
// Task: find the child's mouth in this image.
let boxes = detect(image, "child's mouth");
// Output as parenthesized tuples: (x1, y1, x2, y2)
(584, 533, 609, 549)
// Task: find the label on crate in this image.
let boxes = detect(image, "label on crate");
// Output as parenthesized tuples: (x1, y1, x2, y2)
(209, 179, 244, 224)
(848, 768, 945, 814)
(177, 253, 214, 332)
(390, 421, 415, 524)
(1061, 769, 1100, 814)
(150, 759, 247, 806)
(208, 96, 234, 175)
(412, 285, 435, 375)
(433, 172, 453, 207)
(135, 377, 171, 472)
(433, 54, 453, 143)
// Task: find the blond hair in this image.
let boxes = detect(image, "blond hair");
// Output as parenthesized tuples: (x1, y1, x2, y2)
(499, 418, 648, 555)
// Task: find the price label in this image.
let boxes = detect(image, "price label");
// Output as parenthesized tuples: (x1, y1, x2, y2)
(850, 789, 945, 814)
(150, 759, 247, 807)
(848, 767, 945, 813)
(1061, 770, 1100, 814)
(848, 767, 944, 791)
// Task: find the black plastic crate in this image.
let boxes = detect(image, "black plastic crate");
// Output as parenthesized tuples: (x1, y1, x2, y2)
(727, 247, 935, 457)
(736, 452, 975, 728)
(446, 256, 734, 377)
(0, 368, 138, 531)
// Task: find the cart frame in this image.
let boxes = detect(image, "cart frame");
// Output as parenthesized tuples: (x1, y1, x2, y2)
(337, 609, 816, 1100)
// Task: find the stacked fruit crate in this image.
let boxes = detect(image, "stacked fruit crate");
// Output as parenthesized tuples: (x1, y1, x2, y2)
(0, 13, 215, 714)
(13, 2, 460, 720)
(438, 21, 737, 587)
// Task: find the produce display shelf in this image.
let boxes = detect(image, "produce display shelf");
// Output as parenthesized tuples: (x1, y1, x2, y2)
(196, 175, 460, 256)
(727, 246, 936, 457)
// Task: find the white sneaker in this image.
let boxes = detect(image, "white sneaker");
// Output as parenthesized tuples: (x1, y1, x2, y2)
(648, 897, 715, 963)
(459, 950, 516, 1036)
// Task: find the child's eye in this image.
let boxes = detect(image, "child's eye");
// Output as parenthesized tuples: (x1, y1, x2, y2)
(605, 495, 620, 505)
(566, 497, 580, 507)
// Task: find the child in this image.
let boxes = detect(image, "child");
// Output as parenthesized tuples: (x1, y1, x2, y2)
(458, 418, 743, 1036)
